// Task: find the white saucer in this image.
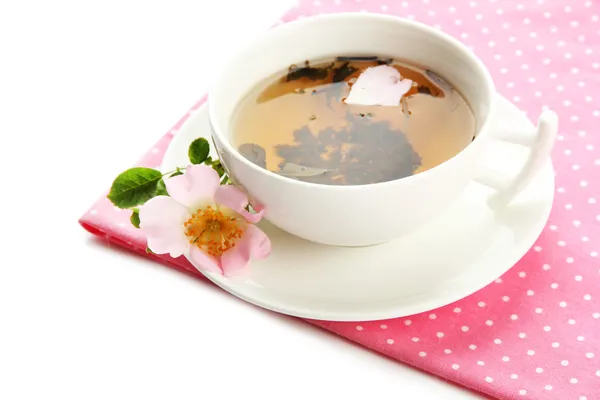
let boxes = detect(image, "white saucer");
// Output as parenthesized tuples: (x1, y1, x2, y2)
(161, 94, 555, 321)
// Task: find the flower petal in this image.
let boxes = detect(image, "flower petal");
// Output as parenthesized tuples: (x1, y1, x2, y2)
(165, 164, 221, 208)
(220, 225, 271, 277)
(188, 246, 222, 274)
(139, 196, 190, 257)
(214, 185, 264, 223)
(250, 200, 265, 214)
(345, 65, 413, 106)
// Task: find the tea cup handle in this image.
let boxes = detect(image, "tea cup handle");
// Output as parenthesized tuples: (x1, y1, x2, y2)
(473, 110, 558, 208)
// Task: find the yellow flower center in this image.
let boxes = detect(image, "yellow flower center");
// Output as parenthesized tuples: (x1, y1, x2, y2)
(183, 205, 245, 257)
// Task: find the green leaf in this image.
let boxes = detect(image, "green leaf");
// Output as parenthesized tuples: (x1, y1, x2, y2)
(107, 167, 163, 209)
(130, 208, 140, 228)
(156, 179, 169, 196)
(188, 138, 210, 164)
(170, 169, 184, 177)
(146, 246, 155, 255)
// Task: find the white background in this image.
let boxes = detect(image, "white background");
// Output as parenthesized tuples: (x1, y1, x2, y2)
(0, 0, 483, 398)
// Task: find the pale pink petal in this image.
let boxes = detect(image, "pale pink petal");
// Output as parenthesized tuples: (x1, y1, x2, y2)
(188, 246, 222, 274)
(250, 200, 265, 214)
(220, 225, 271, 277)
(345, 65, 413, 106)
(139, 196, 190, 258)
(214, 185, 264, 223)
(353, 65, 402, 88)
(164, 164, 221, 208)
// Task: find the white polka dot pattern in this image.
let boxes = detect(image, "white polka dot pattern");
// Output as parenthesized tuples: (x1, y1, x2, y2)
(78, 2, 600, 399)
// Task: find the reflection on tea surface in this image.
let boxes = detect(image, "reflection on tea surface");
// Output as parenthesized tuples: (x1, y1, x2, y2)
(233, 57, 476, 185)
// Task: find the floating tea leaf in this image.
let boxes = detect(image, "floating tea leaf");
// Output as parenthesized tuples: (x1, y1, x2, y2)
(277, 162, 333, 178)
(376, 58, 394, 65)
(424, 70, 459, 109)
(286, 61, 333, 81)
(402, 96, 410, 118)
(335, 56, 393, 65)
(336, 56, 379, 61)
(312, 82, 348, 110)
(238, 143, 267, 169)
(417, 86, 433, 95)
(332, 62, 359, 83)
(425, 70, 453, 91)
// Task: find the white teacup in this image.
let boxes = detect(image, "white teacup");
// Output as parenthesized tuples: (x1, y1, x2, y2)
(207, 12, 557, 247)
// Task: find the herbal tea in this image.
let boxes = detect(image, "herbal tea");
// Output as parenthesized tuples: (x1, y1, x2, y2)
(232, 56, 476, 185)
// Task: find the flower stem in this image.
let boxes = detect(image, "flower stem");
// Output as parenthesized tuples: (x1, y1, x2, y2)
(162, 167, 186, 177)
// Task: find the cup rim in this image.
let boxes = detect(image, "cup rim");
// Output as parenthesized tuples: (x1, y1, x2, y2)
(207, 12, 496, 191)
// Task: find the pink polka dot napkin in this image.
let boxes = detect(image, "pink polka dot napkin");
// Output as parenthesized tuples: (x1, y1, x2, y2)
(79, 1, 600, 399)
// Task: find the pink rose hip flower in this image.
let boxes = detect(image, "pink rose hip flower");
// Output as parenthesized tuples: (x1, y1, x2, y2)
(138, 164, 271, 277)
